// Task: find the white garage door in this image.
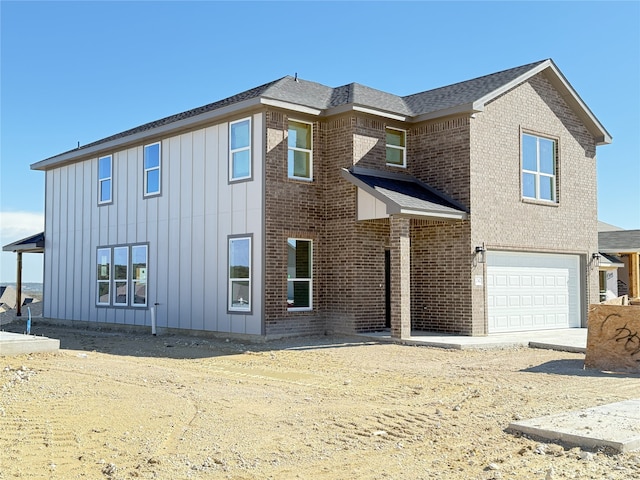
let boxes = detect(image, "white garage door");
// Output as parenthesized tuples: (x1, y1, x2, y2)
(486, 251, 581, 333)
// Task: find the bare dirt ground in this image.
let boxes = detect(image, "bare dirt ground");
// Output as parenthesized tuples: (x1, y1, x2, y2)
(1, 322, 640, 480)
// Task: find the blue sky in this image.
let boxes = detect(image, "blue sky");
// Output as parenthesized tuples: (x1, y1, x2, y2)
(1, 0, 639, 282)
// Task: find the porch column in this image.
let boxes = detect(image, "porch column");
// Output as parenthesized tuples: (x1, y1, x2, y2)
(629, 252, 640, 299)
(16, 251, 22, 317)
(390, 215, 411, 339)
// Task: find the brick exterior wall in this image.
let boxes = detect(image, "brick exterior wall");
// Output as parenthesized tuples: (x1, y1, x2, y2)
(263, 71, 600, 337)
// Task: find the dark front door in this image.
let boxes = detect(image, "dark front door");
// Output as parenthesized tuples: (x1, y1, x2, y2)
(385, 250, 391, 329)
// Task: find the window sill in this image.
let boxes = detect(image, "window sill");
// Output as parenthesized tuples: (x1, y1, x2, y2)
(521, 197, 559, 207)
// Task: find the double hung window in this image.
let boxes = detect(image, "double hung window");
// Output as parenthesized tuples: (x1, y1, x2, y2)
(229, 118, 251, 181)
(288, 120, 313, 180)
(144, 142, 161, 196)
(287, 239, 312, 310)
(386, 128, 406, 167)
(96, 244, 148, 307)
(98, 155, 112, 204)
(228, 236, 252, 312)
(522, 133, 557, 202)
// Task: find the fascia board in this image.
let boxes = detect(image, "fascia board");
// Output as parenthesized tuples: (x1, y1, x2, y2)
(325, 104, 408, 121)
(411, 103, 481, 123)
(260, 98, 323, 116)
(31, 97, 264, 171)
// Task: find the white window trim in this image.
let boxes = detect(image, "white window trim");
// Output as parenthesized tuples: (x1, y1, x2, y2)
(98, 155, 112, 205)
(131, 245, 148, 307)
(97, 248, 111, 306)
(143, 142, 161, 197)
(113, 246, 129, 307)
(287, 238, 313, 312)
(386, 127, 406, 168)
(228, 235, 252, 313)
(229, 117, 252, 182)
(288, 119, 313, 181)
(521, 133, 557, 203)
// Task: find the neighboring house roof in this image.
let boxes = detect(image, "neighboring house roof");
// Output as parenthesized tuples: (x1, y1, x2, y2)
(341, 167, 468, 220)
(31, 59, 611, 171)
(2, 232, 45, 253)
(598, 230, 640, 253)
(598, 220, 625, 232)
(599, 253, 625, 268)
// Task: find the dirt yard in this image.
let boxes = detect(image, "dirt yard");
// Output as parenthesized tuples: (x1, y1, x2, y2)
(1, 323, 639, 480)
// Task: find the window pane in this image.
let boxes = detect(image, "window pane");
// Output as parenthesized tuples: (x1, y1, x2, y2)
(522, 134, 537, 171)
(132, 246, 147, 280)
(114, 247, 128, 280)
(288, 239, 311, 278)
(231, 120, 250, 149)
(288, 121, 311, 149)
(231, 280, 250, 308)
(114, 281, 128, 304)
(539, 138, 555, 174)
(229, 238, 250, 278)
(232, 150, 251, 179)
(99, 156, 111, 179)
(97, 249, 110, 280)
(146, 169, 159, 194)
(522, 172, 536, 198)
(144, 143, 160, 169)
(133, 282, 147, 305)
(100, 179, 111, 202)
(539, 175, 554, 201)
(98, 282, 110, 303)
(386, 147, 403, 165)
(289, 280, 310, 308)
(386, 129, 404, 147)
(288, 150, 310, 178)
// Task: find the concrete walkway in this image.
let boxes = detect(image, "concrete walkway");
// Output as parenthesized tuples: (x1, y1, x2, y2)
(360, 328, 587, 352)
(0, 331, 60, 356)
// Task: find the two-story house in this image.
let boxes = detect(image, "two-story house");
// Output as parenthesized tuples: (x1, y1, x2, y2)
(31, 59, 611, 339)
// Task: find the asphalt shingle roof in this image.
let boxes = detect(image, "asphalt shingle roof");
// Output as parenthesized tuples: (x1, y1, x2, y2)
(598, 230, 640, 253)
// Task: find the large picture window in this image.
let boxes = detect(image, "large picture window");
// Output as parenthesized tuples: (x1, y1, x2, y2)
(287, 239, 312, 310)
(228, 236, 252, 312)
(144, 142, 161, 197)
(98, 155, 112, 204)
(288, 120, 313, 180)
(522, 133, 557, 202)
(229, 118, 251, 181)
(96, 244, 148, 307)
(386, 128, 406, 167)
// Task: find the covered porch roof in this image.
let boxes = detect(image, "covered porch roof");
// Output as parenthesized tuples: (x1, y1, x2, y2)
(3, 232, 45, 254)
(341, 167, 468, 221)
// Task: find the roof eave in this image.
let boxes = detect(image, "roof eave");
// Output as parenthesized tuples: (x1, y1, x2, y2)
(325, 104, 408, 121)
(411, 103, 481, 123)
(31, 97, 264, 171)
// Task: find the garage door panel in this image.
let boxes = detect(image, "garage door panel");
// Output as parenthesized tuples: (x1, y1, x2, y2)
(487, 251, 581, 333)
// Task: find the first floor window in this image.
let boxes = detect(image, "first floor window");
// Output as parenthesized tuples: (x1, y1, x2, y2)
(98, 155, 112, 204)
(97, 248, 111, 305)
(229, 236, 252, 312)
(386, 127, 406, 167)
(288, 120, 313, 180)
(229, 118, 251, 181)
(96, 244, 148, 307)
(144, 142, 161, 196)
(287, 238, 312, 310)
(522, 133, 557, 202)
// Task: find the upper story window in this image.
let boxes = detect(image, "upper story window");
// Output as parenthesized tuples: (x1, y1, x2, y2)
(229, 118, 251, 182)
(228, 235, 252, 312)
(98, 155, 112, 204)
(144, 142, 161, 197)
(522, 133, 557, 202)
(288, 120, 313, 181)
(287, 238, 312, 311)
(386, 127, 406, 168)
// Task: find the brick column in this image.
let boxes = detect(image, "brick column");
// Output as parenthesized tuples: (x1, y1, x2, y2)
(390, 216, 411, 339)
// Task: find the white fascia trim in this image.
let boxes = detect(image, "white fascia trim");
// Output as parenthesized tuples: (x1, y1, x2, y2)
(325, 104, 408, 121)
(390, 206, 468, 220)
(260, 98, 323, 116)
(412, 103, 483, 123)
(31, 97, 264, 171)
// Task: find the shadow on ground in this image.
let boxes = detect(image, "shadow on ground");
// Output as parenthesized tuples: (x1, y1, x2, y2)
(522, 359, 640, 379)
